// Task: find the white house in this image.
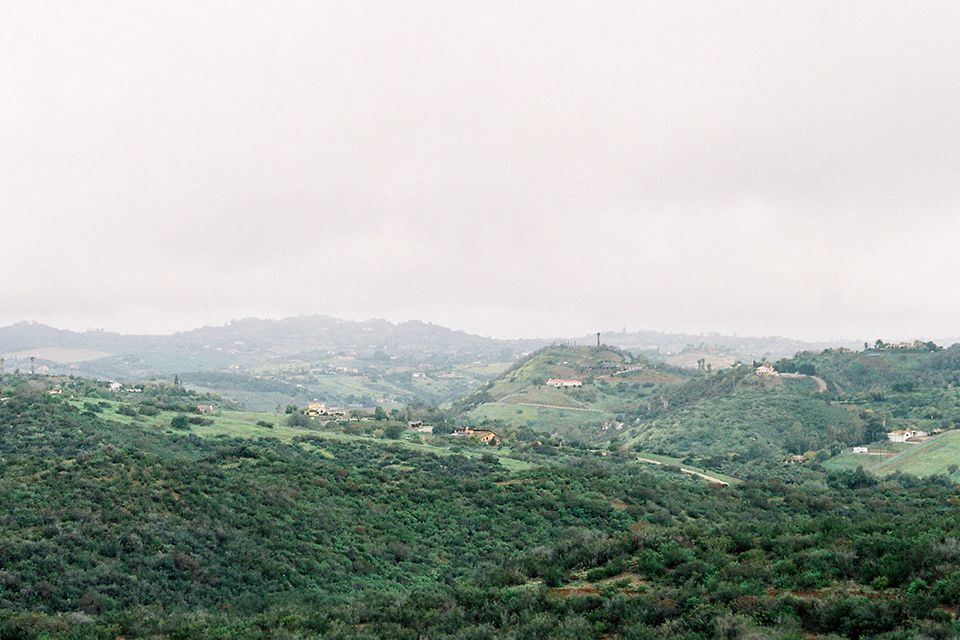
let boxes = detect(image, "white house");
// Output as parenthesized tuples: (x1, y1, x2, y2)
(887, 430, 916, 442)
(546, 379, 582, 387)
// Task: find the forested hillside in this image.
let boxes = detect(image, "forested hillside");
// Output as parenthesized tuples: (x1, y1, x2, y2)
(455, 343, 960, 486)
(624, 367, 877, 463)
(3, 375, 960, 638)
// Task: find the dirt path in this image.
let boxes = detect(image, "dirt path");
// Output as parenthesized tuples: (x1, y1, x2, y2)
(513, 402, 604, 413)
(498, 391, 600, 412)
(779, 372, 827, 392)
(635, 456, 730, 486)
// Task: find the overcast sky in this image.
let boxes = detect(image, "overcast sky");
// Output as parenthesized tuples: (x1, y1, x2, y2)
(3, 2, 960, 341)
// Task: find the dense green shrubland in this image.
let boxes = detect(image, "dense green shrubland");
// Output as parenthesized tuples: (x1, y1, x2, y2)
(3, 377, 960, 638)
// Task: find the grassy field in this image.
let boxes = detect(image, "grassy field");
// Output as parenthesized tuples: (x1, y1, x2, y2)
(501, 386, 583, 407)
(870, 431, 960, 478)
(69, 398, 539, 470)
(821, 453, 887, 472)
(71, 395, 739, 482)
(467, 401, 613, 433)
(68, 397, 744, 486)
(823, 433, 960, 480)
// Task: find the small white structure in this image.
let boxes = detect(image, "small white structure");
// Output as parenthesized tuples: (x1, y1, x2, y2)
(852, 447, 868, 454)
(546, 379, 582, 387)
(888, 430, 916, 442)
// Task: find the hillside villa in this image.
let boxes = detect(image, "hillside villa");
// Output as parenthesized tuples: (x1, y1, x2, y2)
(307, 401, 346, 417)
(546, 378, 582, 387)
(451, 427, 501, 445)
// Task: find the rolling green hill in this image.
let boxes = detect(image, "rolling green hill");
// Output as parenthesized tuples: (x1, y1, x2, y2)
(770, 344, 960, 477)
(624, 368, 870, 460)
(453, 344, 686, 440)
(448, 341, 960, 484)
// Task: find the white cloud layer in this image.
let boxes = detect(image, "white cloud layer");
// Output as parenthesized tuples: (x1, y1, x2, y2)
(3, 2, 960, 341)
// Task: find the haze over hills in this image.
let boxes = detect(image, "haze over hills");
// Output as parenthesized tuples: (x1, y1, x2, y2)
(0, 316, 541, 362)
(0, 317, 549, 410)
(0, 316, 866, 368)
(0, 315, 944, 414)
(590, 329, 865, 368)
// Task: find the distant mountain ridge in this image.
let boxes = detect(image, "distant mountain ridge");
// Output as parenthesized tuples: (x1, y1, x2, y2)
(0, 318, 550, 409)
(2, 317, 865, 363)
(0, 317, 543, 360)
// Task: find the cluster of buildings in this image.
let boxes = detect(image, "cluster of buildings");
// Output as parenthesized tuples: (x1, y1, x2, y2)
(886, 429, 931, 442)
(306, 401, 346, 417)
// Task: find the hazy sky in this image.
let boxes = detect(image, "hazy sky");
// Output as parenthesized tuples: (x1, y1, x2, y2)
(4, 2, 960, 341)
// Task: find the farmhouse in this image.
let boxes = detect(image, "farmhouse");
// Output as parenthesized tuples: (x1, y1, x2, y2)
(546, 379, 582, 387)
(306, 401, 346, 417)
(451, 427, 501, 445)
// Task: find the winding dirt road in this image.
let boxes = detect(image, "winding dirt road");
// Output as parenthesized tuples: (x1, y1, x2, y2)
(635, 456, 730, 486)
